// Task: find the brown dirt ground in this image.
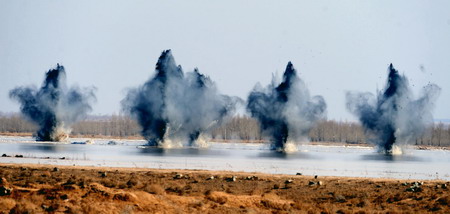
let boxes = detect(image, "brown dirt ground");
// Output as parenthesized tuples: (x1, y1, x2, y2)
(0, 164, 449, 214)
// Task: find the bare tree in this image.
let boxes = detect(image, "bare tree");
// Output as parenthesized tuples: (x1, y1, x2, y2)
(1, 112, 449, 146)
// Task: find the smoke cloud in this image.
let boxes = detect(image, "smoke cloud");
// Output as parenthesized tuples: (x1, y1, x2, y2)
(122, 50, 238, 147)
(9, 64, 96, 141)
(247, 62, 327, 152)
(346, 64, 441, 153)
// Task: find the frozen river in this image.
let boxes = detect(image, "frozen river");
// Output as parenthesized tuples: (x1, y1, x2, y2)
(0, 136, 449, 180)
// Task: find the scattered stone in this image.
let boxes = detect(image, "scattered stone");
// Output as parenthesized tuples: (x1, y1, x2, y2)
(406, 182, 422, 192)
(0, 186, 12, 196)
(60, 157, 66, 160)
(318, 181, 323, 186)
(53, 167, 59, 172)
(245, 176, 258, 181)
(15, 155, 23, 158)
(0, 178, 12, 196)
(402, 182, 409, 186)
(314, 175, 318, 179)
(406, 187, 418, 192)
(411, 181, 423, 186)
(285, 179, 293, 184)
(226, 176, 237, 182)
(107, 141, 118, 145)
(207, 176, 215, 180)
(174, 174, 183, 179)
(308, 181, 316, 186)
(335, 195, 346, 203)
(442, 184, 447, 189)
(296, 172, 302, 176)
(60, 194, 69, 200)
(376, 184, 382, 188)
(273, 184, 280, 189)
(100, 172, 107, 178)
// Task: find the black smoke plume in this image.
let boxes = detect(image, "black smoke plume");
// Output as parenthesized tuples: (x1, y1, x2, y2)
(122, 50, 238, 147)
(247, 62, 327, 152)
(346, 64, 441, 153)
(9, 64, 96, 141)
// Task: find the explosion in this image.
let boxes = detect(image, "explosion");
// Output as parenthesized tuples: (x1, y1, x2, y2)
(9, 64, 96, 141)
(122, 50, 238, 147)
(247, 62, 327, 152)
(346, 64, 441, 153)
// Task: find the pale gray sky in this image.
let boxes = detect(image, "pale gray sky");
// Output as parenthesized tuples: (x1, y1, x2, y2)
(1, 0, 449, 121)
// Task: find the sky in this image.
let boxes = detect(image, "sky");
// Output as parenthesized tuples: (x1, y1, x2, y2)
(1, 0, 449, 121)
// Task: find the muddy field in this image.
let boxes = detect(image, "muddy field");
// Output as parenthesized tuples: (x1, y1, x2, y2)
(0, 164, 449, 213)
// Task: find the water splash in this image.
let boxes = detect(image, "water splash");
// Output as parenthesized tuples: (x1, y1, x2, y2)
(9, 64, 96, 141)
(247, 62, 327, 152)
(346, 64, 441, 153)
(122, 50, 239, 147)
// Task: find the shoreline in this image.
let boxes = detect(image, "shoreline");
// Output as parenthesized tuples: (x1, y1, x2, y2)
(1, 163, 449, 213)
(0, 133, 448, 150)
(0, 162, 448, 182)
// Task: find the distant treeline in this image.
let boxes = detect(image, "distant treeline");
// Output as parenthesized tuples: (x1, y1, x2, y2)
(0, 113, 449, 146)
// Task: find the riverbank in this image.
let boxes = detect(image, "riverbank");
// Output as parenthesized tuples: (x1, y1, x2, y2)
(1, 133, 449, 151)
(0, 163, 449, 213)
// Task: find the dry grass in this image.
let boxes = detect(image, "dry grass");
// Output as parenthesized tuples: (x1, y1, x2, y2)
(0, 164, 449, 213)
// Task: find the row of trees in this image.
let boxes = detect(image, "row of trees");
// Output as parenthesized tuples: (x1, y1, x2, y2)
(0, 113, 449, 146)
(0, 114, 36, 133)
(71, 115, 140, 137)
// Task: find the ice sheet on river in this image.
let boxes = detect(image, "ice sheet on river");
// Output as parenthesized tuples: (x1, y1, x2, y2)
(0, 136, 449, 180)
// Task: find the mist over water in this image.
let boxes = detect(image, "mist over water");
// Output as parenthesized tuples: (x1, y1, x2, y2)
(346, 64, 441, 153)
(247, 62, 327, 152)
(122, 50, 239, 147)
(9, 64, 96, 141)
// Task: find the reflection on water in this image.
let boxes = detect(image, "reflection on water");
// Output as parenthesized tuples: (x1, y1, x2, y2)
(21, 144, 61, 152)
(20, 143, 93, 153)
(361, 154, 424, 162)
(256, 151, 314, 160)
(137, 147, 225, 157)
(0, 136, 449, 180)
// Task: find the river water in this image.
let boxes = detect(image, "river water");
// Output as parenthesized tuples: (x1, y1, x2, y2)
(0, 136, 449, 180)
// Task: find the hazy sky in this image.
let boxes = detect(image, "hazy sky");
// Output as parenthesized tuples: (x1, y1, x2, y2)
(1, 0, 449, 121)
